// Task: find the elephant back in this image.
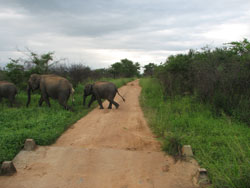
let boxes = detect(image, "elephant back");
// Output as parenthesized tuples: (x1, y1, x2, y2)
(41, 75, 72, 98)
(0, 81, 17, 97)
(93, 81, 117, 98)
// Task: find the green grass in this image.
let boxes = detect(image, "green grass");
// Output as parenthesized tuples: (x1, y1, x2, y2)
(0, 77, 134, 164)
(140, 78, 250, 188)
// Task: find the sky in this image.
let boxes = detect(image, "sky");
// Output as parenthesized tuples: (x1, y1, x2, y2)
(0, 0, 250, 70)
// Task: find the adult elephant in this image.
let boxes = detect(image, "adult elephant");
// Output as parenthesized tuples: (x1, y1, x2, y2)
(83, 81, 125, 109)
(26, 74, 74, 110)
(0, 81, 17, 107)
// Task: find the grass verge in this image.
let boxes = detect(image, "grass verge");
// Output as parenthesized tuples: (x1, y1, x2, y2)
(0, 77, 134, 164)
(140, 78, 250, 188)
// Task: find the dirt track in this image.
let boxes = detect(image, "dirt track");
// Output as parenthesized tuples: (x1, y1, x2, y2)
(0, 80, 199, 188)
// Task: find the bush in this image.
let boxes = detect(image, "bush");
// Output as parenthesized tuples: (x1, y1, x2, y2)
(155, 39, 250, 126)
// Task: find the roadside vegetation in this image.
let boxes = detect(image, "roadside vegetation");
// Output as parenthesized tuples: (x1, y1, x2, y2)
(141, 39, 250, 188)
(0, 50, 139, 165)
(155, 39, 250, 126)
(140, 78, 249, 188)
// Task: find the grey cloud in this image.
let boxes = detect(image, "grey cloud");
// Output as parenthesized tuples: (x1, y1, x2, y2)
(2, 0, 249, 38)
(0, 0, 250, 68)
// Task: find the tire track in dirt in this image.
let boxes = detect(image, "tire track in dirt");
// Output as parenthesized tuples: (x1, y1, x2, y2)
(0, 80, 199, 188)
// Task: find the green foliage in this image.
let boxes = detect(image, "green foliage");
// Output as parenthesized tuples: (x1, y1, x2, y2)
(140, 78, 250, 188)
(227, 38, 250, 56)
(110, 59, 140, 78)
(143, 63, 157, 77)
(156, 51, 194, 96)
(0, 78, 133, 165)
(155, 39, 250, 126)
(162, 134, 182, 157)
(0, 69, 6, 80)
(110, 62, 123, 78)
(4, 59, 26, 89)
(28, 51, 55, 74)
(120, 59, 140, 77)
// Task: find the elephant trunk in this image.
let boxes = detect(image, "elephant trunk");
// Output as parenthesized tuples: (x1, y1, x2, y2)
(26, 84, 32, 107)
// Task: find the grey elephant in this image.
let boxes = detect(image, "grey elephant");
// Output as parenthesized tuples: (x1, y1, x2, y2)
(0, 81, 18, 107)
(26, 74, 74, 110)
(83, 81, 125, 109)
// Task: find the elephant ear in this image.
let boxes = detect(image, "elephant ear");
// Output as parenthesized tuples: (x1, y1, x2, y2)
(34, 74, 41, 85)
(28, 74, 40, 91)
(88, 84, 93, 94)
(84, 84, 93, 96)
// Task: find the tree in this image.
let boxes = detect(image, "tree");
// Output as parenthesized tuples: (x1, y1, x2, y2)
(110, 59, 140, 78)
(5, 58, 25, 88)
(25, 51, 56, 74)
(0, 67, 6, 81)
(110, 62, 123, 78)
(120, 59, 140, 77)
(143, 63, 157, 77)
(134, 62, 141, 77)
(227, 38, 250, 56)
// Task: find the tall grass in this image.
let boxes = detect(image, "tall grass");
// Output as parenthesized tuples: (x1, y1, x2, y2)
(0, 78, 134, 164)
(140, 78, 250, 188)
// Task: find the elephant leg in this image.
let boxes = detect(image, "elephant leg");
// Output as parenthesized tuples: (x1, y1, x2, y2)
(59, 99, 69, 110)
(112, 100, 119, 109)
(39, 96, 44, 106)
(96, 97, 104, 109)
(42, 94, 51, 107)
(108, 100, 112, 109)
(59, 94, 71, 110)
(88, 95, 96, 108)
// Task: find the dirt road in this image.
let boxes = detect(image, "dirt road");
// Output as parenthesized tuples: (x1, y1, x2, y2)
(0, 80, 198, 188)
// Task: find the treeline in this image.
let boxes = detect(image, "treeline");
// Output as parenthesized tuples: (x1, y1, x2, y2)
(0, 52, 140, 89)
(143, 39, 250, 126)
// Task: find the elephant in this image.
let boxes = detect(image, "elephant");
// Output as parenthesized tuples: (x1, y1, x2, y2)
(83, 81, 125, 109)
(0, 81, 18, 107)
(26, 74, 74, 110)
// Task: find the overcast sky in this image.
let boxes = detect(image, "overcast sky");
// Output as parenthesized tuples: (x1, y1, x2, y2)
(0, 0, 250, 69)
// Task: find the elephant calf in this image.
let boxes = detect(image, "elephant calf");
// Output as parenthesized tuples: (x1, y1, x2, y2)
(26, 74, 74, 110)
(83, 81, 125, 109)
(0, 81, 18, 107)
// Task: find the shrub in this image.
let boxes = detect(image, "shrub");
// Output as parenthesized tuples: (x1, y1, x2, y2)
(155, 39, 250, 126)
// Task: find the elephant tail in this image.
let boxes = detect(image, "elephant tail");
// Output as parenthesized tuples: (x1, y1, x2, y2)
(116, 89, 125, 102)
